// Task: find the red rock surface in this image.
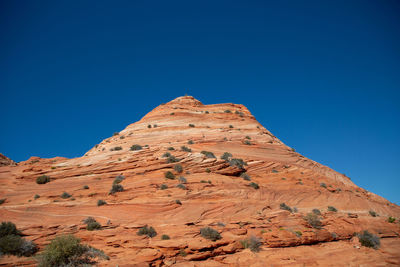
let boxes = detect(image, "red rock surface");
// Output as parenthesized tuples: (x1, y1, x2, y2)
(0, 153, 16, 166)
(0, 96, 399, 266)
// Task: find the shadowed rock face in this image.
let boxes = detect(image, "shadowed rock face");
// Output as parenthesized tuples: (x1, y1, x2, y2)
(0, 96, 399, 266)
(0, 153, 17, 166)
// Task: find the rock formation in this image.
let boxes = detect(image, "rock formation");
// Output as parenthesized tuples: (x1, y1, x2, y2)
(0, 96, 399, 266)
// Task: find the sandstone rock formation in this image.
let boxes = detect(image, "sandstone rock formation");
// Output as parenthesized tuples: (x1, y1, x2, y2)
(0, 153, 16, 166)
(0, 96, 399, 266)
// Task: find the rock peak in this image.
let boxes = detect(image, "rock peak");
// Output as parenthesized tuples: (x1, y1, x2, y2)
(167, 95, 203, 106)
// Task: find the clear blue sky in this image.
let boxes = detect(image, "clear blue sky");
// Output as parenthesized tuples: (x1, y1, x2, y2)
(1, 0, 399, 204)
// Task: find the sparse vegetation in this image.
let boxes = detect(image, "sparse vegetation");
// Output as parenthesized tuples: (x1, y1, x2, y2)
(357, 230, 380, 249)
(167, 147, 175, 150)
(221, 152, 232, 161)
(181, 146, 192, 152)
(97, 200, 107, 206)
(188, 124, 195, 127)
(137, 226, 157, 238)
(109, 184, 124, 195)
(166, 155, 180, 163)
(205, 168, 211, 173)
(34, 194, 40, 200)
(178, 176, 187, 183)
(280, 203, 293, 212)
(240, 172, 251, 181)
(174, 164, 183, 173)
(161, 234, 170, 240)
(130, 144, 142, 151)
(224, 109, 231, 113)
(229, 158, 247, 169)
(188, 140, 194, 144)
(369, 210, 377, 217)
(61, 192, 71, 199)
(113, 132, 119, 136)
(249, 182, 259, 189)
(271, 169, 279, 173)
(240, 236, 262, 252)
(148, 124, 152, 128)
(160, 184, 168, 190)
(200, 227, 221, 241)
(328, 206, 337, 212)
(37, 234, 108, 267)
(162, 152, 171, 158)
(229, 125, 234, 128)
(201, 151, 216, 158)
(164, 171, 175, 179)
(36, 175, 50, 184)
(110, 146, 122, 151)
(0, 221, 37, 257)
(84, 217, 102, 231)
(388, 216, 396, 223)
(312, 209, 321, 215)
(320, 183, 327, 188)
(0, 198, 5, 205)
(243, 140, 251, 145)
(304, 213, 322, 229)
(113, 175, 125, 184)
(83, 185, 89, 189)
(175, 199, 182, 205)
(176, 184, 187, 190)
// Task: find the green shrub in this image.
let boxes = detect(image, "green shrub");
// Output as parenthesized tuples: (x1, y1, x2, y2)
(388, 216, 396, 223)
(229, 125, 234, 128)
(224, 110, 231, 113)
(61, 192, 71, 199)
(83, 185, 89, 190)
(110, 146, 122, 151)
(0, 222, 20, 237)
(167, 155, 180, 163)
(178, 176, 187, 183)
(200, 227, 221, 241)
(221, 152, 232, 161)
(181, 146, 192, 152)
(200, 180, 207, 183)
(243, 140, 251, 145)
(188, 124, 195, 127)
(271, 169, 279, 173)
(37, 234, 108, 267)
(109, 184, 124, 194)
(97, 200, 107, 206)
(0, 198, 5, 205)
(161, 234, 170, 240)
(0, 234, 38, 257)
(249, 182, 259, 189)
(328, 206, 337, 212)
(137, 226, 157, 238)
(312, 209, 321, 215)
(358, 230, 380, 249)
(280, 203, 292, 212)
(245, 136, 251, 140)
(36, 175, 50, 184)
(160, 184, 168, 190)
(148, 124, 152, 128)
(240, 172, 251, 181)
(188, 140, 194, 144)
(176, 184, 187, 190)
(304, 213, 322, 229)
(174, 164, 183, 173)
(320, 183, 327, 188)
(86, 221, 102, 231)
(201, 151, 216, 158)
(205, 111, 209, 114)
(162, 152, 171, 158)
(113, 175, 125, 184)
(119, 135, 125, 139)
(113, 132, 119, 136)
(240, 236, 262, 252)
(164, 171, 175, 179)
(130, 144, 142, 151)
(167, 147, 175, 151)
(175, 199, 182, 205)
(34, 194, 40, 200)
(369, 210, 377, 217)
(229, 158, 247, 169)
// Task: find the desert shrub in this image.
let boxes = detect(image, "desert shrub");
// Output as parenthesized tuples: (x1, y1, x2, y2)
(221, 152, 232, 161)
(200, 180, 207, 183)
(243, 140, 251, 145)
(205, 168, 211, 173)
(110, 146, 122, 151)
(358, 230, 380, 249)
(37, 234, 108, 267)
(0, 198, 5, 205)
(97, 200, 107, 206)
(153, 124, 157, 128)
(320, 183, 327, 188)
(188, 124, 195, 127)
(280, 203, 292, 212)
(113, 132, 119, 136)
(36, 175, 50, 184)
(0, 222, 20, 237)
(167, 155, 180, 163)
(294, 230, 302, 237)
(176, 184, 187, 190)
(109, 184, 124, 194)
(240, 236, 262, 252)
(160, 184, 168, 190)
(205, 111, 209, 114)
(178, 176, 187, 183)
(174, 164, 183, 173)
(369, 210, 377, 217)
(167, 147, 175, 150)
(328, 206, 337, 212)
(229, 125, 234, 128)
(201, 151, 216, 158)
(240, 172, 251, 181)
(249, 182, 259, 189)
(188, 140, 194, 144)
(119, 135, 125, 139)
(312, 209, 321, 215)
(162, 152, 171, 158)
(229, 158, 247, 169)
(113, 175, 125, 184)
(304, 213, 322, 229)
(34, 194, 40, 200)
(130, 144, 142, 151)
(200, 227, 221, 241)
(293, 207, 298, 213)
(388, 216, 396, 223)
(137, 226, 157, 238)
(83, 185, 89, 189)
(61, 192, 71, 199)
(170, 112, 175, 115)
(164, 171, 175, 179)
(271, 169, 279, 173)
(181, 146, 192, 152)
(161, 234, 170, 240)
(224, 109, 231, 113)
(148, 124, 152, 128)
(0, 234, 38, 257)
(245, 136, 251, 140)
(175, 199, 182, 205)
(86, 221, 102, 231)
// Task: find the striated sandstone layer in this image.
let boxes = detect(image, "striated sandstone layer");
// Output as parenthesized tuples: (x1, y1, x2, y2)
(0, 96, 399, 266)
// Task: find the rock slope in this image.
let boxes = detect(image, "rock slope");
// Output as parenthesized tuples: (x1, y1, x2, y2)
(0, 96, 399, 266)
